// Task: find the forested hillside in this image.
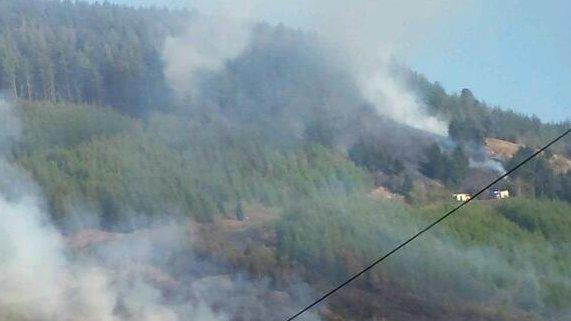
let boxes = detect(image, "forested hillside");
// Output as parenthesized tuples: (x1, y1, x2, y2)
(0, 1, 569, 321)
(0, 0, 187, 115)
(9, 98, 571, 321)
(1, 0, 568, 148)
(397, 66, 570, 154)
(16, 101, 367, 227)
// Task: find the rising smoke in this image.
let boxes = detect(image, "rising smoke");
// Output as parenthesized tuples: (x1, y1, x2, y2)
(160, 0, 465, 136)
(0, 98, 321, 321)
(4, 2, 566, 320)
(163, 14, 253, 99)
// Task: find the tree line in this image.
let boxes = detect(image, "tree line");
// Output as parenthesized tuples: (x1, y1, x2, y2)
(0, 0, 188, 116)
(397, 66, 570, 155)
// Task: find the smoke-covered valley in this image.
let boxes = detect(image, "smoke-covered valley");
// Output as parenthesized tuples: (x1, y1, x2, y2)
(0, 97, 324, 321)
(0, 1, 570, 321)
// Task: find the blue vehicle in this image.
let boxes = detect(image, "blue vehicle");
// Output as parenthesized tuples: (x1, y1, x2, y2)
(489, 188, 510, 199)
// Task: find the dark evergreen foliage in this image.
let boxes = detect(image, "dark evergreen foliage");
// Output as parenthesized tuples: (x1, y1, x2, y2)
(0, 0, 186, 115)
(396, 66, 570, 154)
(420, 143, 469, 186)
(0, 2, 569, 319)
(505, 146, 571, 202)
(235, 201, 245, 221)
(348, 137, 405, 174)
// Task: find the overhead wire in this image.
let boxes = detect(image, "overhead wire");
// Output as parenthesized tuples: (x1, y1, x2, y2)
(285, 128, 571, 321)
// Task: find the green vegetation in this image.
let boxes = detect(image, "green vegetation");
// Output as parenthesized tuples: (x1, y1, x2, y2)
(10, 100, 571, 320)
(0, 1, 569, 320)
(398, 68, 571, 154)
(504, 147, 571, 202)
(0, 0, 183, 115)
(15, 101, 367, 227)
(420, 143, 469, 186)
(277, 196, 571, 320)
(349, 137, 406, 175)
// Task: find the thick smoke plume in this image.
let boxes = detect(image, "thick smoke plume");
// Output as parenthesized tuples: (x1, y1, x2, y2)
(163, 15, 252, 99)
(469, 157, 507, 175)
(160, 0, 464, 136)
(362, 71, 448, 135)
(0, 98, 321, 321)
(303, 0, 463, 135)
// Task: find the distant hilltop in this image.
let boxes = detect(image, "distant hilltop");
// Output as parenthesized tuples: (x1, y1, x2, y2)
(485, 137, 571, 174)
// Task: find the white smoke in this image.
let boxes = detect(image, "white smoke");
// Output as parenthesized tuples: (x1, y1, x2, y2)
(362, 69, 448, 135)
(0, 195, 68, 319)
(163, 14, 253, 98)
(302, 0, 458, 136)
(0, 99, 112, 320)
(469, 157, 507, 175)
(0, 198, 224, 321)
(0, 99, 322, 321)
(0, 99, 183, 321)
(161, 0, 464, 135)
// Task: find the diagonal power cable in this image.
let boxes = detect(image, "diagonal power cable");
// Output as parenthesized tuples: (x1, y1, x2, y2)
(285, 128, 570, 321)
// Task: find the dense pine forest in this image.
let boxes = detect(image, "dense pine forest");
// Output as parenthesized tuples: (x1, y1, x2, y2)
(0, 0, 187, 114)
(0, 1, 570, 321)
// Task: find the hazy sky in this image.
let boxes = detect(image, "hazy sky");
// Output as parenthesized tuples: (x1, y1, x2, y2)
(96, 0, 570, 122)
(405, 0, 571, 123)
